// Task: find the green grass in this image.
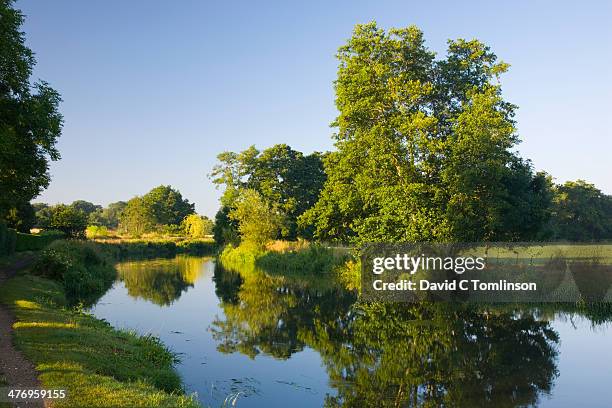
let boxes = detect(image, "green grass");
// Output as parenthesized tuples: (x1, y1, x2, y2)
(0, 274, 201, 408)
(219, 243, 347, 276)
(256, 244, 347, 275)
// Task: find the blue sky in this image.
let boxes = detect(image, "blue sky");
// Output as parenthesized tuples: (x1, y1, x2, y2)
(19, 0, 612, 217)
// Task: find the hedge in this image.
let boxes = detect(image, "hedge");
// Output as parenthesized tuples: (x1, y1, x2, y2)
(15, 230, 65, 252)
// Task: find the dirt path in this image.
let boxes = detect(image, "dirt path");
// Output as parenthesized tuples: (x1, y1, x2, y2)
(0, 256, 48, 408)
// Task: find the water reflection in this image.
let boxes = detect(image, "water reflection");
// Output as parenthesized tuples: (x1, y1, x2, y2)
(108, 256, 612, 407)
(116, 256, 206, 305)
(211, 261, 612, 407)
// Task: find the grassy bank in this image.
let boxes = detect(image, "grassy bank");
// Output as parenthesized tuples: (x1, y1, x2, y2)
(219, 242, 349, 275)
(0, 273, 201, 408)
(32, 240, 116, 306)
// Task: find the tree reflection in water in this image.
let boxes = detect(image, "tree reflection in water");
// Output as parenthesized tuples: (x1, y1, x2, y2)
(117, 256, 206, 306)
(211, 262, 561, 407)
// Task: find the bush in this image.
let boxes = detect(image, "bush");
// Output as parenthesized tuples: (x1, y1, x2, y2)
(32, 240, 116, 305)
(15, 230, 65, 251)
(86, 225, 110, 239)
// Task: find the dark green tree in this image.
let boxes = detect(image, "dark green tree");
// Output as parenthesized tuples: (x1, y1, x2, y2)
(0, 0, 63, 219)
(48, 204, 87, 238)
(142, 185, 195, 226)
(547, 180, 612, 241)
(70, 200, 102, 217)
(3, 201, 35, 232)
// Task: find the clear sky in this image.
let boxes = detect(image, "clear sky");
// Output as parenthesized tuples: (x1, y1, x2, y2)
(18, 0, 612, 217)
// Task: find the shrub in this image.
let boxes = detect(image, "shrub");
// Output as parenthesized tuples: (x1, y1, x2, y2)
(32, 240, 116, 305)
(86, 225, 110, 239)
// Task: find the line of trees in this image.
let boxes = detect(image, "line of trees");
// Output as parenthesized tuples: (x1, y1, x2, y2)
(23, 186, 211, 239)
(212, 23, 612, 249)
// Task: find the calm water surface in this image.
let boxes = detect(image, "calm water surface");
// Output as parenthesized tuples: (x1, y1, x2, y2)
(90, 256, 612, 407)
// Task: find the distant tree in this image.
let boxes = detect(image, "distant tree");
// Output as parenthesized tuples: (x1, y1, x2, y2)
(88, 201, 126, 228)
(0, 0, 63, 220)
(119, 197, 155, 236)
(70, 200, 101, 216)
(182, 214, 214, 238)
(143, 185, 195, 226)
(4, 201, 36, 232)
(211, 144, 325, 240)
(229, 189, 284, 249)
(48, 204, 87, 238)
(547, 180, 612, 241)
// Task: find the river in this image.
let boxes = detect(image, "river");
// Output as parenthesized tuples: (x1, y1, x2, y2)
(89, 255, 612, 407)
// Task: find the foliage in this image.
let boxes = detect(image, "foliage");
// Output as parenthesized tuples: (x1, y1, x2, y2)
(119, 186, 195, 236)
(0, 0, 63, 219)
(88, 201, 127, 228)
(119, 197, 156, 236)
(86, 225, 110, 239)
(181, 214, 213, 238)
(0, 274, 201, 407)
(32, 240, 116, 306)
(211, 144, 325, 240)
(546, 180, 612, 241)
(256, 245, 347, 275)
(14, 229, 64, 251)
(301, 23, 551, 244)
(143, 185, 195, 226)
(212, 205, 239, 247)
(3, 201, 36, 232)
(48, 204, 88, 238)
(70, 200, 102, 216)
(229, 189, 284, 249)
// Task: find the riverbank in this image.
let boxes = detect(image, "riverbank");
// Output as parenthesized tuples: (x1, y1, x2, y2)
(0, 247, 202, 408)
(219, 242, 349, 276)
(94, 237, 216, 259)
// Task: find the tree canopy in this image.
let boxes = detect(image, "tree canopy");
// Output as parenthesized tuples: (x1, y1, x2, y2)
(211, 144, 325, 243)
(300, 23, 551, 244)
(0, 0, 63, 219)
(546, 180, 612, 241)
(119, 185, 195, 236)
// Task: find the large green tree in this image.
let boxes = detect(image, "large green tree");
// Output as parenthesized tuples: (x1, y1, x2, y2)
(301, 23, 550, 244)
(228, 189, 284, 250)
(0, 0, 63, 219)
(211, 144, 325, 242)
